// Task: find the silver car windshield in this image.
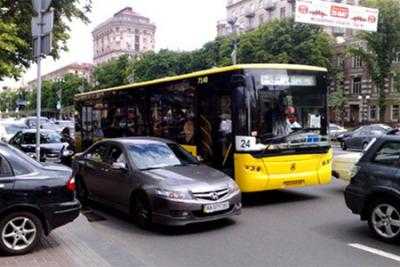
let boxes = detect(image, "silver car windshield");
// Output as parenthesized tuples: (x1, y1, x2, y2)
(127, 143, 198, 170)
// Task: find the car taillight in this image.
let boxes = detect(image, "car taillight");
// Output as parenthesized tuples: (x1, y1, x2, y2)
(66, 177, 76, 192)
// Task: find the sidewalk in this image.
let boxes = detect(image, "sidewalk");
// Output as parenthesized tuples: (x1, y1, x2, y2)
(0, 214, 146, 267)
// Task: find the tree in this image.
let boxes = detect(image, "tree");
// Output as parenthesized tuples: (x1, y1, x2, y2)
(238, 18, 333, 68)
(90, 18, 334, 89)
(24, 74, 90, 112)
(56, 73, 90, 108)
(0, 0, 92, 80)
(349, 0, 400, 122)
(329, 70, 347, 125)
(93, 55, 131, 89)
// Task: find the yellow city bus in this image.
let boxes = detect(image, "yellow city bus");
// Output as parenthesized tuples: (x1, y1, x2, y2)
(74, 64, 332, 192)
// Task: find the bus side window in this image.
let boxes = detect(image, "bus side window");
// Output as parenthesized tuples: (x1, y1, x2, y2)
(125, 90, 147, 136)
(149, 82, 195, 145)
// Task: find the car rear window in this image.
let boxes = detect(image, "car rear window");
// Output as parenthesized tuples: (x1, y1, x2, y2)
(373, 141, 400, 166)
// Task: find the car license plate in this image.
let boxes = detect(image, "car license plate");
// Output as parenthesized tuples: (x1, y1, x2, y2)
(203, 202, 230, 214)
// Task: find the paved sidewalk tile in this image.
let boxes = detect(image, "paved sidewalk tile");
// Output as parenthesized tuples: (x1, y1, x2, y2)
(0, 215, 140, 267)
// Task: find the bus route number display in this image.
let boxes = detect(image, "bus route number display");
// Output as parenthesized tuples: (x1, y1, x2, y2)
(236, 136, 257, 151)
(261, 74, 316, 87)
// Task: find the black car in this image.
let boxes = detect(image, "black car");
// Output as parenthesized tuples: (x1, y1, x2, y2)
(9, 129, 74, 165)
(341, 124, 392, 151)
(345, 134, 400, 242)
(73, 138, 241, 228)
(0, 142, 80, 255)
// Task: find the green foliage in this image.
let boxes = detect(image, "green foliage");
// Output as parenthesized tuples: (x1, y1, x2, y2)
(349, 0, 400, 121)
(0, 0, 91, 80)
(238, 19, 333, 68)
(328, 69, 347, 124)
(0, 21, 27, 80)
(0, 74, 90, 112)
(93, 55, 131, 89)
(0, 90, 18, 112)
(93, 18, 334, 89)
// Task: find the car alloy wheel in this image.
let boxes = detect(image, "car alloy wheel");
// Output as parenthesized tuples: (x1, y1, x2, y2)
(370, 203, 400, 240)
(133, 194, 152, 229)
(0, 212, 42, 255)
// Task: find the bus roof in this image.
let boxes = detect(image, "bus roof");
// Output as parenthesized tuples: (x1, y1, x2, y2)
(75, 64, 327, 99)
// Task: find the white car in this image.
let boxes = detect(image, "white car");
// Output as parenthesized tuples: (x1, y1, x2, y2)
(332, 138, 378, 181)
(0, 122, 28, 143)
(332, 152, 362, 181)
(329, 123, 347, 141)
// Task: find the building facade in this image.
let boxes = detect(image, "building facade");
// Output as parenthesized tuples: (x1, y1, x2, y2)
(27, 63, 93, 90)
(331, 39, 400, 126)
(92, 7, 156, 65)
(218, 0, 360, 37)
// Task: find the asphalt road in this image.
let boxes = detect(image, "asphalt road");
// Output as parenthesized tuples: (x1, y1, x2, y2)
(2, 147, 400, 267)
(70, 179, 398, 267)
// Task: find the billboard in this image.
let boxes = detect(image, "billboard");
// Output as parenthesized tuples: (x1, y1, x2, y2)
(295, 0, 379, 32)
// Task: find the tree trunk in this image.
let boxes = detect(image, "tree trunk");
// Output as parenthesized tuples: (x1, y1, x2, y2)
(378, 79, 386, 123)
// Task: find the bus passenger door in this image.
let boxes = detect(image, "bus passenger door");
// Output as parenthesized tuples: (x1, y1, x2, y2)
(197, 84, 234, 176)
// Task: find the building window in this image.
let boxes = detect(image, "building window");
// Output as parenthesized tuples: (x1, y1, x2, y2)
(369, 105, 377, 120)
(135, 35, 140, 51)
(394, 52, 400, 63)
(259, 14, 264, 25)
(353, 56, 362, 68)
(352, 77, 362, 95)
(280, 7, 286, 18)
(392, 105, 400, 121)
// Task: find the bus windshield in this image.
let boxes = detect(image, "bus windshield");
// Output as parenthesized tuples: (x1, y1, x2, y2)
(246, 69, 329, 152)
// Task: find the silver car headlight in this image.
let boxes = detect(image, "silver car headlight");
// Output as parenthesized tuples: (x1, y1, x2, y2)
(227, 180, 240, 194)
(155, 189, 193, 200)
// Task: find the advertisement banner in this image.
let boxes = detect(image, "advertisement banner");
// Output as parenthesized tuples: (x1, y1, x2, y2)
(295, 0, 379, 32)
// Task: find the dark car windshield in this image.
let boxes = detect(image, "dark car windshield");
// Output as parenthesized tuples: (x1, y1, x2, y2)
(24, 132, 62, 144)
(127, 143, 198, 170)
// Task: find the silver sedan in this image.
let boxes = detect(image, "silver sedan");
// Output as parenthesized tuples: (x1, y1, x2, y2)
(73, 137, 241, 228)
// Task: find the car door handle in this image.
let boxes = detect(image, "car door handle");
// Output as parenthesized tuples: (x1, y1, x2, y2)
(0, 184, 5, 189)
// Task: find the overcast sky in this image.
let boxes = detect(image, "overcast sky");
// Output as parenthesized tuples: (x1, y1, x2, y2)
(1, 0, 226, 88)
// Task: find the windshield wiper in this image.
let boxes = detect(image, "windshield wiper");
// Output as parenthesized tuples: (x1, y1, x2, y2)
(140, 167, 163, 171)
(261, 127, 320, 143)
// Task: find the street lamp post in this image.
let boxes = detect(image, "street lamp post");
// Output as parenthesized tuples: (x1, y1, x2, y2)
(32, 0, 54, 161)
(227, 16, 238, 65)
(358, 95, 370, 125)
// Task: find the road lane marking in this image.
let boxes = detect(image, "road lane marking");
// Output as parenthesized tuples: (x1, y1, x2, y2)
(349, 243, 400, 263)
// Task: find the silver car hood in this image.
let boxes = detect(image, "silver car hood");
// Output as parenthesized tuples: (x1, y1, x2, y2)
(142, 165, 231, 191)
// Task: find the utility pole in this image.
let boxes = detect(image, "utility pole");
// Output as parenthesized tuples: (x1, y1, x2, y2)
(227, 16, 238, 65)
(31, 0, 53, 161)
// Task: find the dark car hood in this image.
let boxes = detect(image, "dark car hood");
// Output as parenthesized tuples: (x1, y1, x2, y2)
(142, 165, 231, 190)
